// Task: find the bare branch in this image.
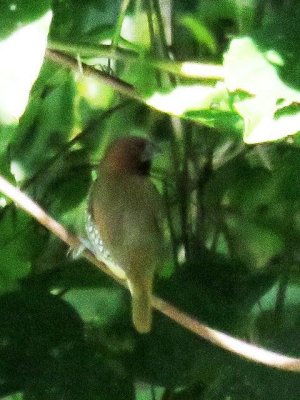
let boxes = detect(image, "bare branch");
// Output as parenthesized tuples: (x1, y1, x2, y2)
(0, 174, 300, 372)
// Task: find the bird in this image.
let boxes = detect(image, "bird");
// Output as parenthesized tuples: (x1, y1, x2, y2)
(86, 136, 166, 333)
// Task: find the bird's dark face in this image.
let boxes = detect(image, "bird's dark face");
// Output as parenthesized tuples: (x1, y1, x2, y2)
(102, 136, 158, 176)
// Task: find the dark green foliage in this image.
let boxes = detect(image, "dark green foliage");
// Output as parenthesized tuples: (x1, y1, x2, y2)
(0, 0, 50, 39)
(1, 0, 300, 399)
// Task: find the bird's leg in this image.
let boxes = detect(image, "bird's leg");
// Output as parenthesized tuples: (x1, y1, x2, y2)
(67, 237, 92, 259)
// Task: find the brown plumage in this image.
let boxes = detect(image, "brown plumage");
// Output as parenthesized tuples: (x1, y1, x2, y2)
(87, 136, 165, 333)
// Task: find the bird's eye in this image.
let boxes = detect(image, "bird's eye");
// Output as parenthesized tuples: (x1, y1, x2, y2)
(137, 159, 151, 176)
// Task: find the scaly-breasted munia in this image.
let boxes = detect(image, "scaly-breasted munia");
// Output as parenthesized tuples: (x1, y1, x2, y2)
(86, 136, 165, 333)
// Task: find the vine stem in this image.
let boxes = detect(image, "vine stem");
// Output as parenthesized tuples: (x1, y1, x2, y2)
(47, 42, 225, 80)
(0, 174, 300, 372)
(109, 0, 132, 70)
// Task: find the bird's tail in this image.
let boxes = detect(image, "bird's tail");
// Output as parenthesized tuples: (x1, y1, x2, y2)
(128, 277, 152, 334)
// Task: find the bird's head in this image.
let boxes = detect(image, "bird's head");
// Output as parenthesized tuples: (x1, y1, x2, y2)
(101, 136, 160, 176)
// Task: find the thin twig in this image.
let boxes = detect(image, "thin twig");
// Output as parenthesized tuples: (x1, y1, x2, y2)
(151, 0, 176, 88)
(145, 0, 163, 87)
(152, 0, 171, 58)
(109, 0, 131, 70)
(162, 180, 179, 269)
(195, 147, 213, 247)
(179, 124, 192, 262)
(47, 41, 225, 80)
(0, 174, 300, 372)
(45, 49, 141, 101)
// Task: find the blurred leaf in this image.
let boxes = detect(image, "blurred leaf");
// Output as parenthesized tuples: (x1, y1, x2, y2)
(0, 0, 50, 39)
(37, 77, 75, 135)
(203, 363, 300, 400)
(0, 10, 52, 124)
(22, 260, 109, 291)
(224, 15, 300, 143)
(0, 289, 135, 400)
(179, 15, 217, 54)
(50, 0, 121, 43)
(135, 385, 165, 400)
(224, 39, 291, 98)
(12, 68, 76, 179)
(76, 75, 115, 109)
(131, 250, 273, 387)
(146, 84, 243, 136)
(251, 280, 300, 350)
(253, 9, 300, 91)
(0, 207, 46, 294)
(64, 287, 126, 327)
(121, 12, 151, 49)
(197, 0, 237, 22)
(185, 109, 243, 134)
(146, 85, 217, 115)
(0, 289, 84, 396)
(47, 150, 91, 215)
(2, 393, 22, 400)
(226, 216, 284, 271)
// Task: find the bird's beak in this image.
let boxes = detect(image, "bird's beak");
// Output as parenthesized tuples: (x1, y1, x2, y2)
(141, 141, 162, 162)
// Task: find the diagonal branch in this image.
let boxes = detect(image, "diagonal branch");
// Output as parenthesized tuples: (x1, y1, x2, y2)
(45, 49, 141, 102)
(0, 174, 300, 372)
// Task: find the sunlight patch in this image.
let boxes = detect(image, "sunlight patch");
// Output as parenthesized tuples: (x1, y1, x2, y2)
(0, 11, 52, 124)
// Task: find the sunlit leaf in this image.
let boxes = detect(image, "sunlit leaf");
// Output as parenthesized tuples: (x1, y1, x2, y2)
(224, 36, 300, 143)
(0, 11, 52, 124)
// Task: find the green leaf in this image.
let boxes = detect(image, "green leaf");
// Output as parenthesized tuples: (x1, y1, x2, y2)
(146, 84, 243, 135)
(185, 109, 243, 134)
(0, 289, 84, 396)
(226, 216, 284, 271)
(1, 393, 22, 400)
(251, 283, 300, 362)
(180, 15, 217, 54)
(50, 0, 121, 43)
(235, 94, 300, 143)
(224, 14, 300, 143)
(12, 68, 76, 179)
(131, 251, 261, 387)
(64, 287, 125, 327)
(146, 85, 218, 115)
(0, 289, 135, 399)
(0, 9, 52, 124)
(0, 207, 46, 294)
(204, 363, 300, 400)
(0, 0, 50, 39)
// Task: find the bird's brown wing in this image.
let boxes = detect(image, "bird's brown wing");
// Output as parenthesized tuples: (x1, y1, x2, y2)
(89, 173, 165, 273)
